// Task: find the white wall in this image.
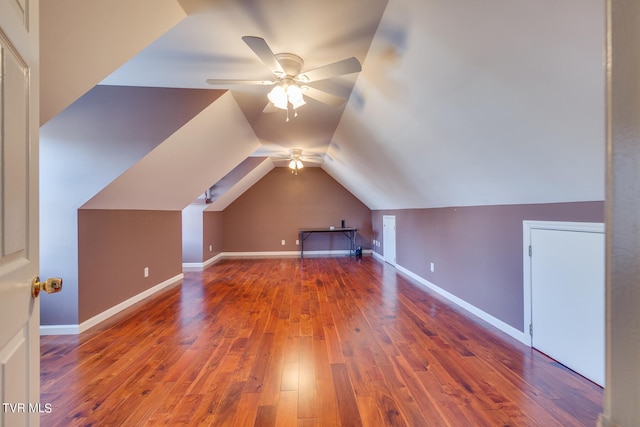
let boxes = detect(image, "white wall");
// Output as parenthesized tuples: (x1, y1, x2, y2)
(326, 0, 605, 209)
(182, 203, 205, 263)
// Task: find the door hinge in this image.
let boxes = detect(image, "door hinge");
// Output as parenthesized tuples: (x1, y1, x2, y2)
(529, 323, 533, 336)
(528, 245, 532, 257)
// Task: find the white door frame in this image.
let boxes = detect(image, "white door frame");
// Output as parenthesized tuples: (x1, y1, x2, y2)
(522, 220, 605, 347)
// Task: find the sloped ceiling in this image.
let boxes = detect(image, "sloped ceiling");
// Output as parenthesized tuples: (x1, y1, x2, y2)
(40, 0, 187, 125)
(100, 0, 389, 159)
(81, 92, 261, 210)
(325, 0, 606, 209)
(42, 0, 606, 211)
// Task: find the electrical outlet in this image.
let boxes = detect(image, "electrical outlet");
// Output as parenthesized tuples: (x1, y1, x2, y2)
(209, 245, 212, 252)
(430, 262, 435, 272)
(144, 267, 149, 278)
(281, 240, 286, 245)
(296, 239, 299, 245)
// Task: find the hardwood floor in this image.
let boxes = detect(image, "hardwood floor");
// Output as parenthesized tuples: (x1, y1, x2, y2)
(40, 257, 603, 426)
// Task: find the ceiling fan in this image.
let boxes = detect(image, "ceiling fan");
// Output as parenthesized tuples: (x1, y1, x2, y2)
(206, 36, 362, 119)
(272, 148, 323, 174)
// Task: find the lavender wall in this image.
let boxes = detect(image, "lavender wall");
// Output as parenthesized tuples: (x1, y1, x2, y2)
(222, 168, 372, 253)
(372, 201, 604, 331)
(203, 211, 224, 260)
(76, 209, 182, 324)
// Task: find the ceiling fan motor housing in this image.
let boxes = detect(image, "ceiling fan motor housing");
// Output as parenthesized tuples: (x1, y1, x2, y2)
(275, 53, 304, 78)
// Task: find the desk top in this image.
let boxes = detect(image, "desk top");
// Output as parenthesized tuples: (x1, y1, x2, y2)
(299, 227, 358, 233)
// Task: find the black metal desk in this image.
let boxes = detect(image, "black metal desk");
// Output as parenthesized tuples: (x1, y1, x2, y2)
(299, 227, 358, 258)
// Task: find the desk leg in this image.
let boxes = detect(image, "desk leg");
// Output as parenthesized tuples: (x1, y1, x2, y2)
(353, 231, 356, 256)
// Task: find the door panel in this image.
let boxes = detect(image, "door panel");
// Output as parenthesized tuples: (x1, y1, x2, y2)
(531, 228, 604, 386)
(383, 215, 396, 265)
(0, 0, 40, 425)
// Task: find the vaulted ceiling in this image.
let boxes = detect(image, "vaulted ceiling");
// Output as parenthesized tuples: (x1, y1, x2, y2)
(40, 0, 605, 211)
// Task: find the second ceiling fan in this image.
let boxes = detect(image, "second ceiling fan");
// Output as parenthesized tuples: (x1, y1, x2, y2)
(206, 36, 362, 118)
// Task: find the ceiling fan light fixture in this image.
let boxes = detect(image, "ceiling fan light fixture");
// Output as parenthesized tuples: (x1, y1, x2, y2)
(267, 85, 288, 110)
(287, 84, 306, 109)
(289, 159, 304, 174)
(206, 37, 362, 118)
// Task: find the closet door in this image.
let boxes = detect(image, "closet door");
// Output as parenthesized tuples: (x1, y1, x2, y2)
(530, 228, 604, 386)
(383, 215, 396, 265)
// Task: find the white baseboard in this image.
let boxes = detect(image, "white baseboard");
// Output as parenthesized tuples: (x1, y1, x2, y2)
(218, 249, 372, 258)
(183, 250, 374, 269)
(40, 324, 80, 335)
(182, 252, 225, 270)
(393, 264, 529, 345)
(40, 273, 184, 336)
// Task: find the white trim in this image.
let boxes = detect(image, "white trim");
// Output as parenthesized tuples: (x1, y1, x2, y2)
(223, 250, 302, 258)
(522, 220, 605, 347)
(182, 252, 225, 270)
(39, 324, 80, 335)
(218, 249, 372, 258)
(184, 250, 374, 265)
(40, 273, 184, 336)
(391, 262, 529, 345)
(371, 254, 528, 343)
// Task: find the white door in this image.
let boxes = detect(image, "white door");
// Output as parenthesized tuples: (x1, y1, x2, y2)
(530, 228, 605, 386)
(0, 1, 41, 425)
(383, 215, 396, 266)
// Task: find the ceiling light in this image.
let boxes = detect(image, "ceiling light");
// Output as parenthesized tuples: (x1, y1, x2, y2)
(287, 84, 306, 109)
(289, 159, 304, 175)
(267, 79, 307, 119)
(267, 85, 288, 110)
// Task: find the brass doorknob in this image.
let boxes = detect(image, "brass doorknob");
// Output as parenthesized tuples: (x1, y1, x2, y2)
(32, 277, 63, 298)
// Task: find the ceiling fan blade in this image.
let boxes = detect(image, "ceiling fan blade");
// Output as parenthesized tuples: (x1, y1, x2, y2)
(303, 87, 347, 107)
(242, 36, 286, 76)
(302, 158, 324, 164)
(206, 79, 274, 86)
(298, 57, 362, 83)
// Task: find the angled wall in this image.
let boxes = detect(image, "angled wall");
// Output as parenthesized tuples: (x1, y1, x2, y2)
(40, 0, 187, 124)
(82, 92, 261, 210)
(326, 0, 605, 210)
(39, 86, 225, 327)
(183, 157, 273, 266)
(74, 91, 262, 325)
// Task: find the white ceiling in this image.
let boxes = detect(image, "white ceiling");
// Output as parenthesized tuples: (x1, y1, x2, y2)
(41, 0, 606, 210)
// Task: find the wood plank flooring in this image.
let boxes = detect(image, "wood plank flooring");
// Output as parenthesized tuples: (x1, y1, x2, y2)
(40, 257, 603, 426)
